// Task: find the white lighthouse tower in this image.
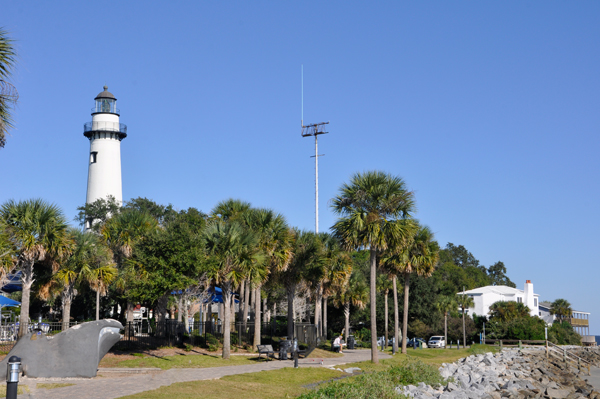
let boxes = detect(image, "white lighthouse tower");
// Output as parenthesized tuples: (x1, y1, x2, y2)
(84, 86, 127, 211)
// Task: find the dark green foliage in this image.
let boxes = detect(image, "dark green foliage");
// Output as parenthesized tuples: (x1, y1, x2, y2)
(548, 321, 582, 345)
(298, 358, 445, 399)
(486, 301, 546, 340)
(487, 261, 515, 287)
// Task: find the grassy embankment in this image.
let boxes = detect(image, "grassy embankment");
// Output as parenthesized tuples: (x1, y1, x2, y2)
(118, 345, 497, 399)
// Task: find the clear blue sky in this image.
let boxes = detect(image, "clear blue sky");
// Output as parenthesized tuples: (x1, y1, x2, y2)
(2, 2, 599, 333)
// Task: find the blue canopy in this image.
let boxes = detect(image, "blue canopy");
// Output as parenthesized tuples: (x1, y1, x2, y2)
(0, 296, 20, 307)
(1, 272, 22, 293)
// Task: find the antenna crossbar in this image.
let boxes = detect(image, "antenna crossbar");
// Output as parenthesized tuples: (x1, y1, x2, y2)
(301, 121, 329, 137)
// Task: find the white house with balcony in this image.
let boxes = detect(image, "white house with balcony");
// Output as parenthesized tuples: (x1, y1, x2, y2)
(462, 280, 540, 318)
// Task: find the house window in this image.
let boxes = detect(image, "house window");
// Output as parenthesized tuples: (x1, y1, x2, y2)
(534, 298, 538, 307)
(517, 297, 522, 303)
(90, 152, 97, 164)
(539, 312, 542, 316)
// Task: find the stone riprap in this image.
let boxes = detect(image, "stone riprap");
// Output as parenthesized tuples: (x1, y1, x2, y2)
(398, 348, 600, 399)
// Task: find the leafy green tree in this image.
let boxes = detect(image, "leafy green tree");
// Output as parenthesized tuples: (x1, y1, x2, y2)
(0, 28, 18, 148)
(124, 197, 176, 226)
(439, 243, 482, 270)
(331, 171, 415, 363)
(202, 220, 264, 359)
(75, 196, 120, 232)
(487, 261, 515, 287)
(548, 321, 581, 345)
(127, 208, 206, 324)
(456, 293, 474, 348)
(550, 298, 572, 323)
(0, 199, 72, 337)
(435, 295, 457, 348)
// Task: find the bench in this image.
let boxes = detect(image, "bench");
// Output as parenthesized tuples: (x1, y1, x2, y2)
(257, 344, 275, 361)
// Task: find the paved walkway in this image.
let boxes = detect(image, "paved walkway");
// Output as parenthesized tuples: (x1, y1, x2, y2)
(16, 349, 390, 399)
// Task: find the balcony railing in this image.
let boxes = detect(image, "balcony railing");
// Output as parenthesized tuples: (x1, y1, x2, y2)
(91, 106, 120, 115)
(569, 318, 589, 327)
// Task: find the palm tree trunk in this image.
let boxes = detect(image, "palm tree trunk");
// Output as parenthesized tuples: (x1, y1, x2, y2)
(250, 286, 256, 317)
(384, 289, 389, 349)
(286, 283, 296, 339)
(96, 289, 101, 321)
(222, 282, 232, 359)
(262, 297, 268, 323)
(177, 295, 183, 322)
(238, 279, 245, 327)
(243, 279, 250, 330)
(323, 296, 328, 339)
(344, 302, 350, 339)
(369, 249, 379, 363)
(462, 308, 466, 349)
(444, 312, 448, 348)
(401, 272, 410, 354)
(253, 286, 261, 351)
(62, 297, 72, 331)
(393, 276, 399, 354)
(314, 283, 323, 337)
(18, 261, 34, 338)
(184, 294, 190, 333)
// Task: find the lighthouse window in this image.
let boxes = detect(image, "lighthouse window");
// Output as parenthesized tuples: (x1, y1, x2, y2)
(90, 152, 97, 164)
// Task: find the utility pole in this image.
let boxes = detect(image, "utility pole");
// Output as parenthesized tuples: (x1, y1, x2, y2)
(301, 121, 329, 233)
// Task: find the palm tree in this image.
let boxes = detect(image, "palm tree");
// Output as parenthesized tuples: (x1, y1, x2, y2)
(40, 229, 110, 330)
(244, 208, 292, 351)
(383, 224, 438, 354)
(278, 230, 322, 339)
(321, 236, 352, 339)
(456, 293, 474, 348)
(333, 272, 368, 340)
(0, 199, 72, 338)
(101, 209, 158, 325)
(435, 295, 457, 348)
(488, 300, 531, 322)
(331, 171, 415, 363)
(550, 298, 572, 323)
(0, 28, 18, 148)
(376, 273, 393, 348)
(203, 220, 264, 359)
(211, 199, 252, 330)
(0, 220, 15, 285)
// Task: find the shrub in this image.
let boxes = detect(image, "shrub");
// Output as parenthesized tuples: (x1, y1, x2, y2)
(548, 321, 581, 345)
(298, 357, 444, 399)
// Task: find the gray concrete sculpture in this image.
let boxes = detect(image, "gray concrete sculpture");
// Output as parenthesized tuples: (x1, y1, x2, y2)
(0, 319, 123, 379)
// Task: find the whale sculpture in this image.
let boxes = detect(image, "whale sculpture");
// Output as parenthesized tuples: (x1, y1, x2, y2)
(0, 319, 123, 379)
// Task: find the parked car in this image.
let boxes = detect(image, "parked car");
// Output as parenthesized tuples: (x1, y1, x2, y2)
(428, 335, 446, 348)
(407, 338, 428, 348)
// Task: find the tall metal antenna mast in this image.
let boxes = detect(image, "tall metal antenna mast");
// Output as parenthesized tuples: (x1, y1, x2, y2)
(301, 66, 329, 233)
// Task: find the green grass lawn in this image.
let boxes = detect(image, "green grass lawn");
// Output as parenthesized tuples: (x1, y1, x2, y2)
(120, 367, 344, 399)
(117, 345, 498, 398)
(101, 353, 261, 370)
